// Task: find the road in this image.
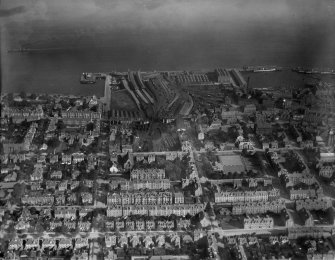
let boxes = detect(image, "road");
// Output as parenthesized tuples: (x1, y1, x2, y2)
(194, 146, 304, 156)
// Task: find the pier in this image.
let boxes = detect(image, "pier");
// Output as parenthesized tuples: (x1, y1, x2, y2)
(121, 78, 141, 111)
(128, 71, 149, 105)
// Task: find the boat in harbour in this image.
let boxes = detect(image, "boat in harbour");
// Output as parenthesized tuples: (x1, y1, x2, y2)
(292, 67, 335, 75)
(253, 67, 277, 72)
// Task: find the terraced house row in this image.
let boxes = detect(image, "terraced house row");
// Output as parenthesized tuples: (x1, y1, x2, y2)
(1, 105, 44, 123)
(8, 237, 88, 251)
(215, 189, 280, 203)
(61, 110, 101, 126)
(109, 179, 171, 191)
(295, 198, 332, 211)
(130, 168, 166, 180)
(244, 216, 274, 229)
(104, 219, 190, 231)
(21, 191, 93, 206)
(107, 191, 184, 205)
(107, 203, 204, 217)
(232, 199, 286, 215)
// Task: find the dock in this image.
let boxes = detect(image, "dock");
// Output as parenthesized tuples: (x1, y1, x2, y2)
(121, 78, 142, 111)
(80, 73, 96, 84)
(128, 71, 149, 105)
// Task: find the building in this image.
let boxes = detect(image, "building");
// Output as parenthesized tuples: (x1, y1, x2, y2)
(281, 172, 317, 188)
(174, 192, 184, 204)
(288, 227, 328, 239)
(215, 189, 280, 203)
(300, 140, 314, 149)
(1, 105, 44, 123)
(58, 238, 73, 249)
(61, 109, 101, 126)
(55, 207, 77, 219)
(244, 104, 257, 115)
(135, 220, 145, 231)
(75, 238, 89, 249)
(175, 72, 210, 85)
(42, 238, 56, 249)
(109, 179, 171, 191)
(8, 238, 23, 250)
(232, 200, 286, 215)
(62, 153, 72, 164)
(319, 165, 335, 178)
(289, 188, 318, 200)
(106, 204, 203, 217)
(50, 170, 63, 179)
(22, 194, 54, 206)
(130, 168, 165, 180)
(295, 198, 332, 211)
(107, 191, 173, 206)
(105, 235, 117, 247)
(221, 110, 240, 124)
(81, 192, 93, 204)
(320, 153, 335, 163)
(2, 142, 24, 154)
(270, 140, 279, 149)
(72, 152, 85, 163)
(238, 140, 254, 150)
(197, 124, 205, 140)
(244, 216, 274, 229)
(25, 239, 39, 249)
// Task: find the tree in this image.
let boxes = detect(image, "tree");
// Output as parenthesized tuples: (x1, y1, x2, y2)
(47, 138, 60, 149)
(29, 93, 37, 100)
(35, 221, 45, 234)
(20, 119, 30, 128)
(206, 151, 217, 163)
(19, 91, 27, 99)
(56, 120, 66, 131)
(7, 93, 14, 103)
(12, 183, 26, 204)
(61, 225, 69, 234)
(86, 122, 95, 132)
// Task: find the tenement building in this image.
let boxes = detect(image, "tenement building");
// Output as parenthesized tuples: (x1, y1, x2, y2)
(244, 216, 274, 229)
(295, 198, 332, 211)
(215, 189, 280, 203)
(107, 192, 173, 205)
(106, 204, 204, 217)
(232, 200, 286, 215)
(61, 109, 101, 126)
(130, 168, 165, 180)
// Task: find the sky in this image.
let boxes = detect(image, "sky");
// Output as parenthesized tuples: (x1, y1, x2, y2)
(1, 0, 334, 36)
(1, 0, 335, 66)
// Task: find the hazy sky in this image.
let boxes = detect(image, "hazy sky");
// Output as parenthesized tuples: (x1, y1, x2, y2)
(2, 0, 335, 34)
(1, 0, 335, 66)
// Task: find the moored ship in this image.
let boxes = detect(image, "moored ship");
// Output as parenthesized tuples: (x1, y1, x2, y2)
(7, 47, 30, 53)
(253, 67, 277, 72)
(292, 67, 335, 75)
(242, 66, 281, 72)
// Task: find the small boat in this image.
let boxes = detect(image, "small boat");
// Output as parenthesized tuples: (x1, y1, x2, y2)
(253, 67, 277, 72)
